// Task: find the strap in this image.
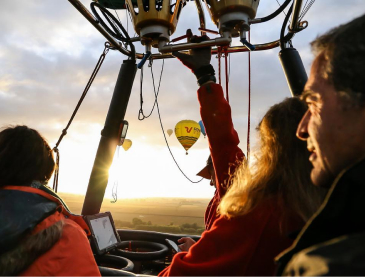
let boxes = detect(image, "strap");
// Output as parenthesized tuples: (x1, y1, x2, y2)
(193, 64, 215, 80)
(198, 74, 216, 86)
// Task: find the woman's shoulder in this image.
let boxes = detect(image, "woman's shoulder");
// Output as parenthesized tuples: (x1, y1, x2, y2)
(212, 198, 303, 234)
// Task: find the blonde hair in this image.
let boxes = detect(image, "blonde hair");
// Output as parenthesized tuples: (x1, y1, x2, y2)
(219, 98, 327, 221)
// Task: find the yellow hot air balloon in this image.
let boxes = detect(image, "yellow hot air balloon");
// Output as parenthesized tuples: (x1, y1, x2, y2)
(167, 129, 173, 137)
(122, 139, 132, 151)
(175, 120, 201, 155)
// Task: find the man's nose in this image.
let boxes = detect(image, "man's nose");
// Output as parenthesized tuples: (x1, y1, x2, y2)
(296, 110, 310, 140)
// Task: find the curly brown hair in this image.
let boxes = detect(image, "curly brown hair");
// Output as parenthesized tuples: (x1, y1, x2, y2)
(0, 125, 55, 187)
(219, 97, 327, 221)
(311, 13, 365, 107)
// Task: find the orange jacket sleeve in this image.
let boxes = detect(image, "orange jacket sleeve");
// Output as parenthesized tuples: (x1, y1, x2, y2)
(21, 218, 100, 276)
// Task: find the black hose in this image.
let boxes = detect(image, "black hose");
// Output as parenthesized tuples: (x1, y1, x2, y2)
(255, 0, 292, 23)
(280, 3, 293, 49)
(90, 2, 136, 57)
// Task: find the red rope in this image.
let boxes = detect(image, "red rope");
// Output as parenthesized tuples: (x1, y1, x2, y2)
(218, 47, 222, 85)
(224, 48, 229, 103)
(247, 31, 251, 161)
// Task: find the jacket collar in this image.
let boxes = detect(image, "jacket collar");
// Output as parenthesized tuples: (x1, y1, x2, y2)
(276, 156, 365, 273)
(0, 187, 59, 254)
(0, 186, 90, 255)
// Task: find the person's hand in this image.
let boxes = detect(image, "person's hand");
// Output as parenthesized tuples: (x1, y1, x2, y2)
(172, 29, 212, 73)
(178, 237, 196, 252)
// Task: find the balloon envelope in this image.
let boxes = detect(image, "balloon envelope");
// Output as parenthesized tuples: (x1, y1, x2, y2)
(175, 120, 201, 154)
(167, 129, 173, 136)
(122, 139, 132, 151)
(199, 120, 206, 137)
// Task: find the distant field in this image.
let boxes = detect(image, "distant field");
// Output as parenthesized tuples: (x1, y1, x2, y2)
(59, 193, 210, 234)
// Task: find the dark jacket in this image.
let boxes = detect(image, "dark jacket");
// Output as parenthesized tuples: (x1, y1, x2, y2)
(276, 157, 365, 276)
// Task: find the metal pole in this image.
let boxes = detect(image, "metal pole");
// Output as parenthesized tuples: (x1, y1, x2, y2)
(194, 0, 206, 36)
(159, 37, 231, 53)
(82, 59, 137, 215)
(289, 0, 303, 32)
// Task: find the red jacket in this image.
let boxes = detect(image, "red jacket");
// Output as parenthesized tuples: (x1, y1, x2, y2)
(1, 186, 100, 276)
(159, 83, 302, 276)
(199, 83, 245, 230)
(160, 200, 301, 276)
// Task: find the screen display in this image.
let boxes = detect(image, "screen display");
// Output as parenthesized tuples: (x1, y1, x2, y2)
(89, 215, 118, 251)
(121, 122, 128, 138)
(166, 239, 181, 253)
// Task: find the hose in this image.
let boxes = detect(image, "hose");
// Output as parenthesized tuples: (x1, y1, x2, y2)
(254, 0, 292, 23)
(280, 3, 293, 49)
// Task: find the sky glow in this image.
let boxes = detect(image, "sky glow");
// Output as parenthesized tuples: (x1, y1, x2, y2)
(0, 0, 363, 199)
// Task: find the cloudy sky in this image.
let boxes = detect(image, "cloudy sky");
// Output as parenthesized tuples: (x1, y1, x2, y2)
(0, 0, 363, 200)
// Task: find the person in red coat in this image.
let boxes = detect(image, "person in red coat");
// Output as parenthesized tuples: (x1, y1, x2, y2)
(159, 32, 327, 276)
(0, 126, 100, 276)
(177, 74, 245, 250)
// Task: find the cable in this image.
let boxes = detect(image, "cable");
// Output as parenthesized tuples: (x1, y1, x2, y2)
(300, 0, 310, 18)
(149, 61, 203, 184)
(107, 1, 132, 51)
(53, 148, 60, 192)
(110, 146, 120, 203)
(255, 0, 292, 23)
(224, 49, 229, 103)
(138, 59, 163, 120)
(52, 42, 113, 192)
(108, 0, 132, 40)
(275, 0, 288, 17)
(280, 3, 293, 49)
(218, 48, 222, 85)
(299, 0, 315, 21)
(90, 2, 135, 57)
(228, 53, 231, 80)
(247, 31, 251, 161)
(91, 2, 128, 42)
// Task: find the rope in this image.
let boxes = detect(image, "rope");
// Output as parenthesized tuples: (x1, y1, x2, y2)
(217, 48, 222, 85)
(52, 42, 113, 192)
(229, 52, 231, 79)
(149, 61, 203, 184)
(110, 146, 120, 203)
(247, 31, 251, 161)
(299, 0, 315, 21)
(53, 148, 60, 193)
(224, 48, 229, 103)
(275, 0, 288, 18)
(138, 58, 163, 120)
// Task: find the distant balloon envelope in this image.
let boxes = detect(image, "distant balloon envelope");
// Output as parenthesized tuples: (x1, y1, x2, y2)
(167, 129, 173, 136)
(122, 139, 132, 151)
(199, 120, 206, 138)
(175, 120, 201, 154)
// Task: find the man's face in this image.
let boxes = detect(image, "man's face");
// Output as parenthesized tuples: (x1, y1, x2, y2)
(297, 53, 365, 186)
